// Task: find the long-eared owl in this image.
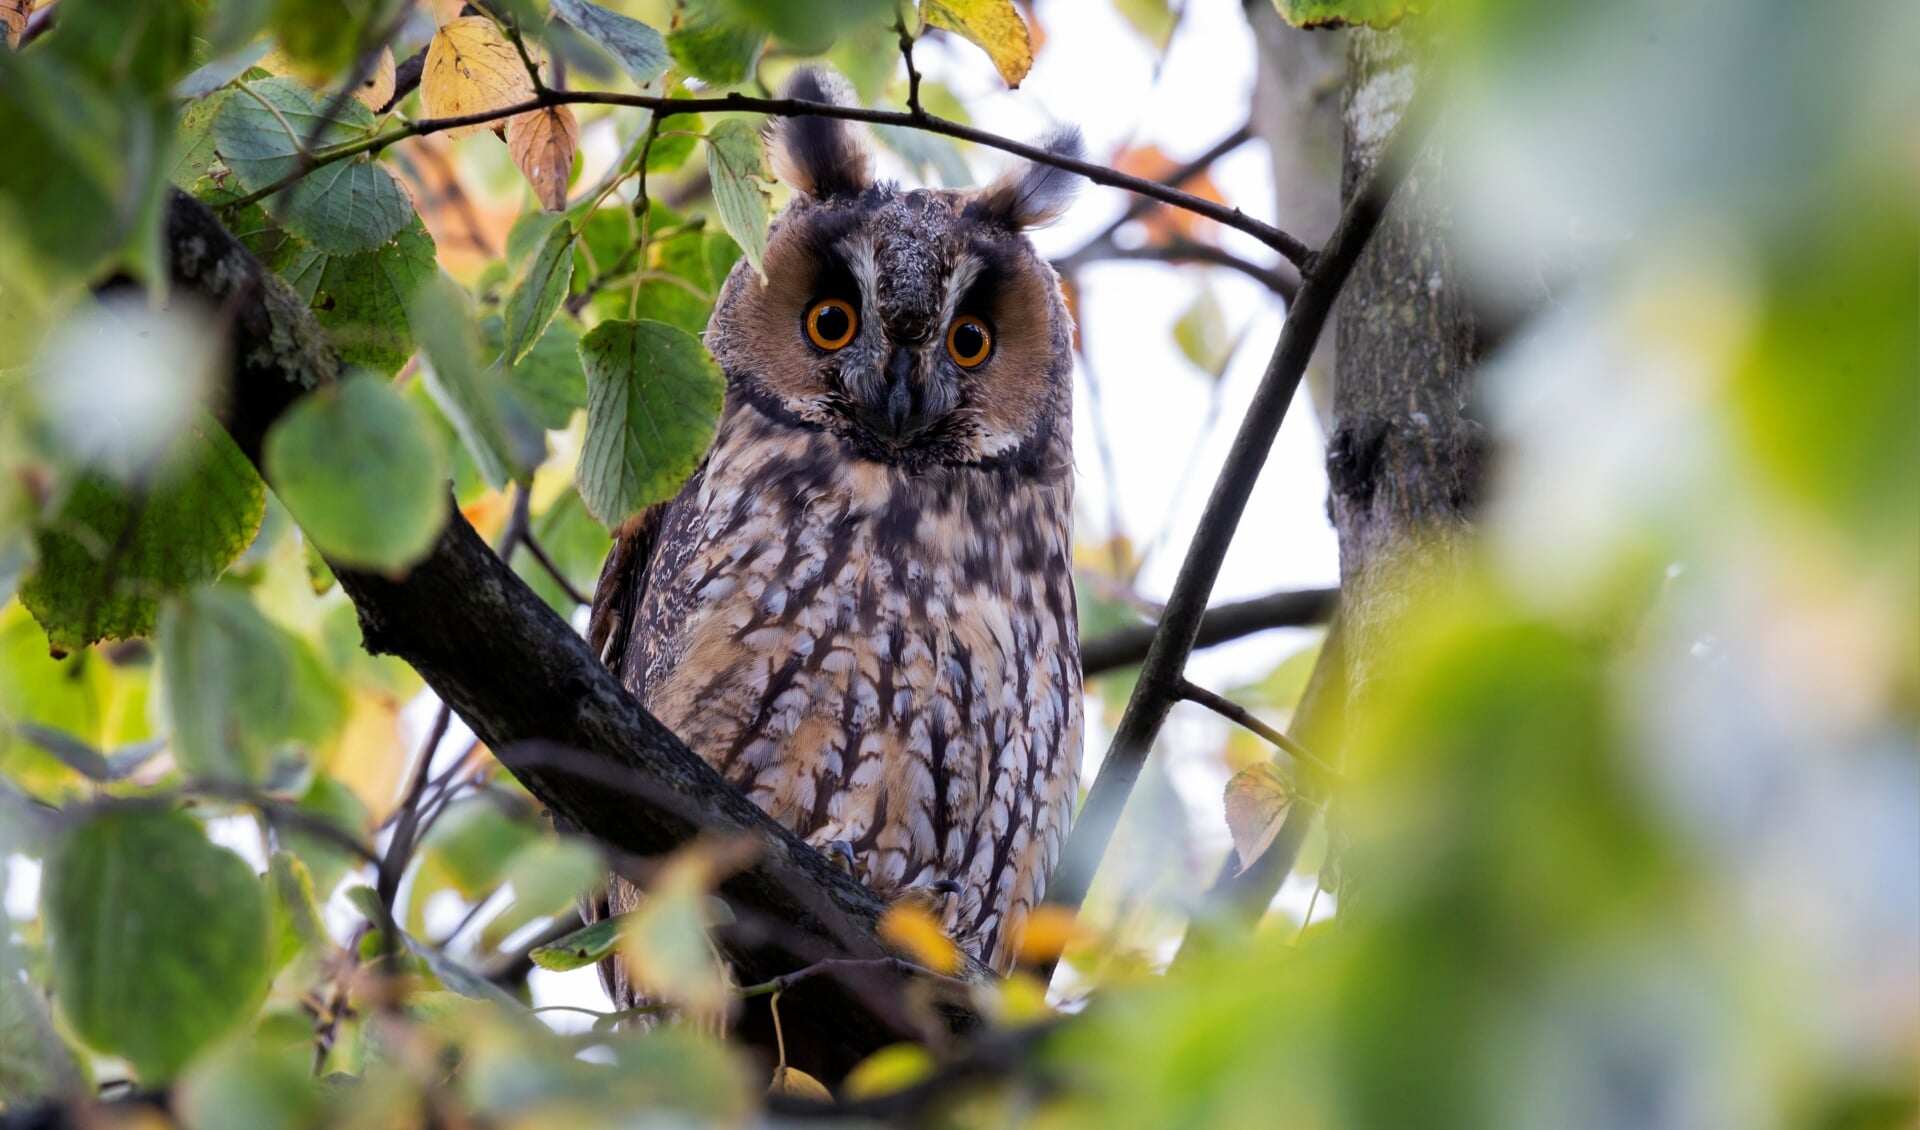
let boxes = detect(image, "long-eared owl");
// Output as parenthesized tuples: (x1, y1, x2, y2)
(588, 68, 1083, 993)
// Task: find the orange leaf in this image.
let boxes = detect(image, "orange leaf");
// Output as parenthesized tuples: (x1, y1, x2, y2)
(877, 904, 961, 975)
(506, 105, 579, 212)
(1012, 903, 1082, 965)
(1111, 143, 1227, 244)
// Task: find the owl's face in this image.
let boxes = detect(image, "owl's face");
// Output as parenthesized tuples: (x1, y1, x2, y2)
(707, 70, 1083, 471)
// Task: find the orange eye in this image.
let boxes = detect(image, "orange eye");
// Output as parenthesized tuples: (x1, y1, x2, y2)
(805, 298, 858, 350)
(947, 315, 992, 368)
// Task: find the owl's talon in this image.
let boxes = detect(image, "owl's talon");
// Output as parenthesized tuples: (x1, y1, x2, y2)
(825, 839, 858, 877)
(927, 879, 962, 897)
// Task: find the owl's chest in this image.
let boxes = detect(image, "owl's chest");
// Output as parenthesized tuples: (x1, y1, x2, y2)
(629, 426, 1075, 810)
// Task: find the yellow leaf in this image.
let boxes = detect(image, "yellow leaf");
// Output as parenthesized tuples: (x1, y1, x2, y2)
(842, 1043, 934, 1100)
(1012, 903, 1081, 965)
(421, 15, 537, 140)
(506, 104, 579, 212)
(321, 692, 408, 825)
(877, 903, 961, 975)
(921, 0, 1034, 88)
(354, 46, 397, 111)
(617, 848, 730, 1016)
(769, 1065, 832, 1102)
(3, 0, 35, 47)
(1223, 761, 1296, 875)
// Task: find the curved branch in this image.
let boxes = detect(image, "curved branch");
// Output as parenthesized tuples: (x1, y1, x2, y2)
(1041, 84, 1439, 927)
(1078, 586, 1335, 676)
(229, 90, 1313, 265)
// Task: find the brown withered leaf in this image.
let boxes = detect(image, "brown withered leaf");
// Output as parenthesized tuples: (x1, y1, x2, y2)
(506, 104, 579, 212)
(1223, 762, 1296, 875)
(421, 15, 536, 139)
(3, 0, 35, 47)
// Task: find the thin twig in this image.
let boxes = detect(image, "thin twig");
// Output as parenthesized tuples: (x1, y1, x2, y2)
(1056, 237, 1297, 298)
(1079, 586, 1336, 675)
(1177, 679, 1342, 785)
(226, 90, 1313, 264)
(377, 701, 454, 911)
(894, 12, 924, 117)
(521, 528, 591, 606)
(1040, 82, 1439, 932)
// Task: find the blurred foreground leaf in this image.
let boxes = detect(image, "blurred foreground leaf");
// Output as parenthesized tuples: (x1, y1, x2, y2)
(21, 423, 266, 651)
(43, 806, 270, 1081)
(264, 372, 449, 573)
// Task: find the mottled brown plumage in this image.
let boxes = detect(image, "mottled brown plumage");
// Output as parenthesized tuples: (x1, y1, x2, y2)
(590, 68, 1083, 997)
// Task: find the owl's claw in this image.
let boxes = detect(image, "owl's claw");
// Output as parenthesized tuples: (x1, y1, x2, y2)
(825, 839, 859, 877)
(890, 878, 963, 915)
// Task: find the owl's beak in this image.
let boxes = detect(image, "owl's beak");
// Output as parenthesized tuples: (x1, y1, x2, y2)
(868, 344, 926, 441)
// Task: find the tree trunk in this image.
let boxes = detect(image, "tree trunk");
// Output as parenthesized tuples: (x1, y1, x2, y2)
(1326, 26, 1486, 903)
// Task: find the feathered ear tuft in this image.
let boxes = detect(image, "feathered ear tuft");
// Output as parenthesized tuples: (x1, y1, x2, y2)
(766, 66, 874, 199)
(969, 124, 1086, 229)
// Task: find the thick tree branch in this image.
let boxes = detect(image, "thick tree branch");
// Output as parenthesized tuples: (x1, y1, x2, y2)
(1077, 586, 1335, 676)
(230, 90, 1312, 264)
(163, 188, 985, 1079)
(1041, 84, 1438, 927)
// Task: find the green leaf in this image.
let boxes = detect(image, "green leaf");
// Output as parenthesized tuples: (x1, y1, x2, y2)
(575, 319, 725, 528)
(159, 585, 346, 784)
(47, 0, 198, 97)
(20, 422, 267, 651)
(478, 836, 602, 951)
(284, 773, 369, 897)
(172, 90, 235, 189)
(405, 935, 524, 1010)
(268, 851, 333, 972)
(1270, 0, 1416, 29)
(550, 0, 670, 88)
(529, 912, 632, 972)
(0, 50, 174, 286)
(263, 212, 439, 377)
(11, 724, 164, 783)
(664, 0, 765, 86)
(418, 797, 538, 902)
(43, 806, 270, 1081)
(212, 76, 412, 254)
(415, 278, 546, 489)
(0, 940, 84, 1105)
(264, 372, 449, 573)
(503, 220, 576, 367)
(174, 1038, 319, 1130)
(268, 0, 380, 79)
(482, 314, 587, 432)
(1173, 283, 1240, 381)
(704, 119, 771, 283)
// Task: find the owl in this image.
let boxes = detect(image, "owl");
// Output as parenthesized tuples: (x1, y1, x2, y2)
(586, 67, 1084, 998)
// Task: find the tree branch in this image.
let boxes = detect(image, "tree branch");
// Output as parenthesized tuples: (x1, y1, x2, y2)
(229, 90, 1312, 264)
(1078, 586, 1336, 676)
(1055, 236, 1298, 298)
(1040, 83, 1438, 929)
(161, 187, 986, 1080)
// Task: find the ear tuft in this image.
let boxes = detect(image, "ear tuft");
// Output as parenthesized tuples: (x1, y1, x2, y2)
(970, 124, 1086, 229)
(767, 66, 874, 199)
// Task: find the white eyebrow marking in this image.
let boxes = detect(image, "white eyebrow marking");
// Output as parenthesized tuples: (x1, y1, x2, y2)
(939, 254, 984, 332)
(844, 233, 881, 330)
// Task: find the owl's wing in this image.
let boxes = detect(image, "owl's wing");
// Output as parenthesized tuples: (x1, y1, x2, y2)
(586, 502, 667, 678)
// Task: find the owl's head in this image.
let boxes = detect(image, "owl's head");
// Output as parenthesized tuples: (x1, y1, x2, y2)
(707, 68, 1083, 472)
